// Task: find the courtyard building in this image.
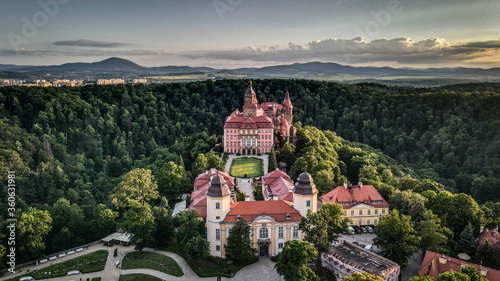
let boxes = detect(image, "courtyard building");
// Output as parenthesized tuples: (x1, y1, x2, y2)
(322, 182, 389, 226)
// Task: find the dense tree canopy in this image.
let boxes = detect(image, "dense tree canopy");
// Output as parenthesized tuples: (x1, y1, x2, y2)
(274, 240, 319, 281)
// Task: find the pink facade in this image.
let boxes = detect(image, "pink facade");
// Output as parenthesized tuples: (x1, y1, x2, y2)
(224, 81, 295, 155)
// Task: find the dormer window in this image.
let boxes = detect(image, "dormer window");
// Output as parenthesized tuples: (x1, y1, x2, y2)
(237, 215, 241, 221)
(228, 124, 231, 128)
(286, 213, 291, 220)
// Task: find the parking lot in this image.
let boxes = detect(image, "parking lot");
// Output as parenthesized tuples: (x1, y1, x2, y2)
(336, 232, 379, 253)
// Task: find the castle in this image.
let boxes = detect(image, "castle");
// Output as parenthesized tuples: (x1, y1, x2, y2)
(205, 171, 318, 257)
(223, 80, 296, 155)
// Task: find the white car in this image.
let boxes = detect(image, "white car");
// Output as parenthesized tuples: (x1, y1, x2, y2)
(19, 277, 34, 281)
(348, 226, 355, 234)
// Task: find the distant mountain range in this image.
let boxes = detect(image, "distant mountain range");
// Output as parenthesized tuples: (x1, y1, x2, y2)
(1, 57, 500, 83)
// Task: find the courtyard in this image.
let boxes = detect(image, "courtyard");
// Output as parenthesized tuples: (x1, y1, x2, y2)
(229, 157, 264, 178)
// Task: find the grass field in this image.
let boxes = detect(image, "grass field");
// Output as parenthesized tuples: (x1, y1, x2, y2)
(121, 251, 183, 277)
(229, 157, 263, 178)
(6, 250, 108, 281)
(119, 274, 163, 281)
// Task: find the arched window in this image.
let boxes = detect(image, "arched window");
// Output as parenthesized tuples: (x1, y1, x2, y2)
(259, 227, 269, 239)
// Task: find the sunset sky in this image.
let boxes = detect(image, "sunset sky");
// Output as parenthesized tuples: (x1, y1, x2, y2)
(1, 0, 500, 68)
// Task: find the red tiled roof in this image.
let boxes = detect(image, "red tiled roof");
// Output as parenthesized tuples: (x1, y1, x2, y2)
(263, 169, 291, 186)
(418, 250, 500, 281)
(189, 169, 235, 218)
(260, 102, 283, 111)
(282, 98, 292, 108)
(222, 200, 301, 223)
(321, 185, 389, 209)
(478, 229, 500, 252)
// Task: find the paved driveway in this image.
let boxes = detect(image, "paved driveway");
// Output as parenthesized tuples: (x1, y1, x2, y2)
(232, 257, 283, 281)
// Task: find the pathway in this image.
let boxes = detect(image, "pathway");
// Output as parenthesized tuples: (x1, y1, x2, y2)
(237, 178, 254, 201)
(0, 244, 283, 281)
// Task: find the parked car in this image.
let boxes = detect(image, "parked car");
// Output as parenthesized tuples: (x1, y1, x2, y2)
(365, 244, 373, 251)
(348, 226, 355, 234)
(352, 241, 360, 246)
(366, 226, 373, 233)
(67, 270, 81, 276)
(361, 227, 367, 233)
(354, 227, 361, 234)
(360, 244, 366, 248)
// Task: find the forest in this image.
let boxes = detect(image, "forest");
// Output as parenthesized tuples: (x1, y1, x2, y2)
(0, 79, 499, 267)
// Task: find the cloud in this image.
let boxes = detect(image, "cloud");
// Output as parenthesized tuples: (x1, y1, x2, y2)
(181, 37, 500, 66)
(53, 39, 129, 48)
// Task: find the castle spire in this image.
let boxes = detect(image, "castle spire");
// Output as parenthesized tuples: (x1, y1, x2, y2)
(244, 79, 257, 106)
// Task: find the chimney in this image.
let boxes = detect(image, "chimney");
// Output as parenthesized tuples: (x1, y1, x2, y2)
(439, 256, 447, 264)
(344, 182, 347, 189)
(481, 268, 488, 276)
(358, 182, 363, 188)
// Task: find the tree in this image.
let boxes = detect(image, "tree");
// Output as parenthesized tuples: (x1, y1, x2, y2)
(173, 210, 205, 244)
(192, 153, 208, 176)
(446, 193, 483, 238)
(93, 204, 118, 239)
(409, 277, 433, 281)
(157, 161, 190, 202)
(112, 168, 159, 209)
(186, 236, 210, 265)
(299, 203, 351, 253)
(125, 200, 155, 251)
(436, 270, 471, 281)
(343, 272, 384, 281)
(475, 240, 496, 268)
(151, 205, 174, 246)
(274, 240, 318, 281)
(373, 209, 420, 266)
(417, 210, 453, 254)
(17, 207, 52, 260)
(269, 147, 278, 171)
(206, 151, 223, 171)
(456, 265, 487, 281)
(314, 169, 335, 196)
(225, 219, 257, 263)
(458, 222, 476, 255)
(277, 143, 296, 171)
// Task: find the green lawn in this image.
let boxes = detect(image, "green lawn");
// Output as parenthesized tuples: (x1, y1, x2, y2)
(6, 250, 108, 281)
(119, 274, 163, 281)
(229, 157, 263, 178)
(121, 251, 183, 277)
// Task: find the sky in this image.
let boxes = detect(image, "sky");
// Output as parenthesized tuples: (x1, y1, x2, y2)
(1, 0, 500, 68)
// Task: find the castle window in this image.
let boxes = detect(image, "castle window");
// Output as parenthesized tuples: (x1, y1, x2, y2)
(382, 209, 386, 215)
(344, 211, 347, 216)
(216, 202, 220, 209)
(374, 219, 378, 224)
(306, 200, 311, 207)
(359, 210, 363, 215)
(375, 209, 378, 215)
(278, 226, 284, 238)
(278, 243, 284, 249)
(367, 219, 371, 225)
(351, 210, 354, 216)
(216, 229, 220, 240)
(260, 227, 269, 239)
(368, 210, 371, 215)
(216, 245, 221, 251)
(216, 216, 220, 220)
(293, 226, 299, 239)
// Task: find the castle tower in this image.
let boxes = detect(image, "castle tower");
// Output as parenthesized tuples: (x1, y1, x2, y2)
(282, 90, 293, 124)
(206, 173, 232, 256)
(293, 171, 318, 217)
(243, 80, 258, 117)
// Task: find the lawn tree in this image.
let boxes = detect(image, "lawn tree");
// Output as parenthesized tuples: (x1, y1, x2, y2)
(225, 219, 257, 263)
(300, 203, 351, 253)
(157, 161, 191, 202)
(458, 222, 477, 255)
(343, 272, 384, 281)
(186, 236, 210, 265)
(17, 207, 52, 261)
(152, 205, 174, 246)
(274, 240, 319, 281)
(112, 168, 159, 209)
(192, 153, 208, 176)
(173, 210, 205, 244)
(125, 199, 155, 251)
(417, 210, 453, 254)
(373, 209, 420, 266)
(206, 151, 224, 171)
(269, 147, 278, 171)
